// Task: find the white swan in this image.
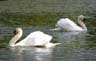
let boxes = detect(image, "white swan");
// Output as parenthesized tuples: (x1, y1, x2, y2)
(51, 15, 87, 31)
(9, 28, 60, 48)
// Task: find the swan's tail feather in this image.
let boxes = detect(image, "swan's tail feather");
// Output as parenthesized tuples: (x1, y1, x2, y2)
(49, 28, 62, 31)
(45, 42, 61, 48)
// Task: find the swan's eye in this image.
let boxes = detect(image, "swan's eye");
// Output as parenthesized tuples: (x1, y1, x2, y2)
(80, 17, 86, 21)
(13, 30, 17, 35)
(83, 18, 86, 21)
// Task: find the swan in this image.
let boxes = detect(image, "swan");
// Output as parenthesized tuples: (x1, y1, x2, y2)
(9, 28, 60, 48)
(51, 15, 87, 31)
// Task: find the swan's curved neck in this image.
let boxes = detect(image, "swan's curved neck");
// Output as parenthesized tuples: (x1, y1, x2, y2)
(9, 29, 23, 47)
(78, 18, 87, 31)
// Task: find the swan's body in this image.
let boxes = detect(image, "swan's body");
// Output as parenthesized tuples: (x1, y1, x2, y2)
(51, 15, 87, 31)
(9, 28, 60, 48)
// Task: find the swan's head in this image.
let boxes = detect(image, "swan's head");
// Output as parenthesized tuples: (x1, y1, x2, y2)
(14, 27, 23, 35)
(78, 15, 86, 21)
(9, 27, 23, 47)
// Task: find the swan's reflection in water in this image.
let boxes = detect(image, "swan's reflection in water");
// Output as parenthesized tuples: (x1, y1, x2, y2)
(10, 47, 53, 61)
(50, 31, 87, 42)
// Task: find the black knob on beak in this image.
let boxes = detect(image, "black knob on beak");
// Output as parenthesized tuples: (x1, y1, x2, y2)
(13, 30, 17, 35)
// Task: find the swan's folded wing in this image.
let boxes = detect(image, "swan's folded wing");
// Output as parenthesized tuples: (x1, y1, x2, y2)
(19, 31, 52, 46)
(57, 18, 77, 28)
(57, 18, 82, 30)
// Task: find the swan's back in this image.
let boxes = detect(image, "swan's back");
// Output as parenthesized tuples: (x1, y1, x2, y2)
(16, 31, 52, 46)
(56, 18, 83, 31)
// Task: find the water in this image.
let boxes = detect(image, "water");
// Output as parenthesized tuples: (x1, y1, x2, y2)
(0, 0, 96, 61)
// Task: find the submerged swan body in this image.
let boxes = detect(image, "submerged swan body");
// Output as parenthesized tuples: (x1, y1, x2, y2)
(9, 28, 60, 48)
(51, 15, 87, 31)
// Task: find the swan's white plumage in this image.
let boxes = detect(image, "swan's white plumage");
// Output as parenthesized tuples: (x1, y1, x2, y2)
(16, 31, 52, 46)
(56, 18, 83, 31)
(51, 15, 87, 31)
(9, 28, 60, 47)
